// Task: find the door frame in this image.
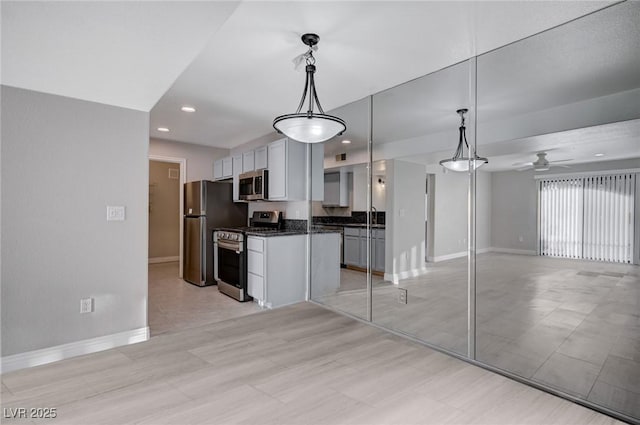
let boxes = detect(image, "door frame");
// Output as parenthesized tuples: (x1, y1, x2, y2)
(149, 155, 187, 278)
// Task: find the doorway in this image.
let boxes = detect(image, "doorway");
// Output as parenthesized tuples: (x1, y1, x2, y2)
(148, 155, 186, 276)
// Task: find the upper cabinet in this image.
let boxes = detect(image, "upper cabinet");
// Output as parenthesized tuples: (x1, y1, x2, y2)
(267, 138, 324, 201)
(255, 146, 268, 170)
(222, 157, 233, 178)
(242, 150, 255, 173)
(214, 156, 234, 180)
(323, 170, 349, 207)
(213, 159, 223, 180)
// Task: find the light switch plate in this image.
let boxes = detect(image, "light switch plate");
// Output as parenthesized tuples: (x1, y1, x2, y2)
(106, 206, 125, 221)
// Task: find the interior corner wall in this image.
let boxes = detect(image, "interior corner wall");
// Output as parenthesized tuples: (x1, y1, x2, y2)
(1, 86, 149, 356)
(149, 138, 229, 182)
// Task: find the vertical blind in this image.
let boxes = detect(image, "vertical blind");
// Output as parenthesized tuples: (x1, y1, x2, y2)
(539, 173, 636, 263)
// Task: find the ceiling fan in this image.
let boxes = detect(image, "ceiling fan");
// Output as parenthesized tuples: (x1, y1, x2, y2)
(514, 152, 572, 171)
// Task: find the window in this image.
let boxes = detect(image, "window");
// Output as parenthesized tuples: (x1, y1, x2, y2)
(539, 173, 636, 263)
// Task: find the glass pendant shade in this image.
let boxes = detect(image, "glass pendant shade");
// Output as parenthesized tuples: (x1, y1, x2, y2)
(273, 34, 346, 144)
(439, 109, 487, 172)
(273, 114, 346, 144)
(439, 157, 488, 172)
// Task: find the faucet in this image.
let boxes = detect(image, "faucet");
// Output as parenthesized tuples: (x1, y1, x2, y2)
(371, 206, 377, 225)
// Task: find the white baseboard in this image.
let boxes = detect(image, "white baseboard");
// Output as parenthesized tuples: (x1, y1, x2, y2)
(148, 256, 179, 264)
(1, 327, 149, 374)
(489, 247, 537, 256)
(384, 267, 430, 284)
(427, 251, 467, 263)
(428, 247, 527, 263)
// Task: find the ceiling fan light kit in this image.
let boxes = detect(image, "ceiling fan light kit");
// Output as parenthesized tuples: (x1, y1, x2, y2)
(273, 33, 346, 144)
(439, 108, 488, 172)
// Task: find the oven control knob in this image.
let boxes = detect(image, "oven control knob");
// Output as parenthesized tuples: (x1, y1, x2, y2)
(220, 233, 226, 240)
(232, 234, 238, 241)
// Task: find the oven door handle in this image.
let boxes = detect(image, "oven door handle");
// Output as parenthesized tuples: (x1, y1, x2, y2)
(217, 240, 242, 253)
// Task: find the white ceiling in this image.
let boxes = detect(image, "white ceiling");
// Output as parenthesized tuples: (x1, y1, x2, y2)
(3, 1, 627, 154)
(1, 1, 241, 111)
(147, 1, 612, 148)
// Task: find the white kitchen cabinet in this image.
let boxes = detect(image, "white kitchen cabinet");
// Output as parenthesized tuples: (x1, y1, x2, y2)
(342, 226, 385, 271)
(246, 235, 307, 308)
(344, 235, 360, 267)
(267, 138, 324, 201)
(213, 159, 223, 180)
(232, 155, 242, 201)
(242, 150, 255, 173)
(255, 146, 268, 170)
(222, 157, 233, 178)
(267, 139, 288, 200)
(323, 170, 349, 207)
(374, 231, 386, 272)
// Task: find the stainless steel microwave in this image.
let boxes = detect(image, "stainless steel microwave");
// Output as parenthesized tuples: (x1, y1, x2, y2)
(239, 170, 268, 201)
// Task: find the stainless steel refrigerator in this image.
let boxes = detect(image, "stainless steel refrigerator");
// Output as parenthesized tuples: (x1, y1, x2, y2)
(183, 180, 247, 286)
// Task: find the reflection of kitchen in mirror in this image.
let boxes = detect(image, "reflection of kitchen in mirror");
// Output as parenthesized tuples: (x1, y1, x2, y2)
(310, 97, 391, 319)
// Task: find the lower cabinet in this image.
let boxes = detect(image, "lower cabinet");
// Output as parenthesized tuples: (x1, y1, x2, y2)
(343, 227, 385, 272)
(246, 235, 307, 308)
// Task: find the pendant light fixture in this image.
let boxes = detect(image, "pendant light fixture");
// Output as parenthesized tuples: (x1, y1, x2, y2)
(273, 33, 346, 144)
(439, 108, 488, 172)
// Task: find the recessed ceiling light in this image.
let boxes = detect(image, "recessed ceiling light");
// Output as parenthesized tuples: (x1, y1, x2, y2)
(181, 106, 196, 113)
(157, 127, 170, 132)
(594, 153, 605, 157)
(341, 140, 351, 144)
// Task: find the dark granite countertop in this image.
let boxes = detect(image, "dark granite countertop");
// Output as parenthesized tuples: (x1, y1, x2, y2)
(315, 223, 386, 229)
(244, 229, 342, 237)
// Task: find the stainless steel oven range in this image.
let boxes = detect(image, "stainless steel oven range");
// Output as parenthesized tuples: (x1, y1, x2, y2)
(213, 211, 283, 302)
(214, 230, 249, 302)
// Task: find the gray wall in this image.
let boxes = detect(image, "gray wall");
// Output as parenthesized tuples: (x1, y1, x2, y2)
(490, 169, 537, 252)
(149, 138, 229, 182)
(490, 158, 640, 253)
(430, 170, 492, 259)
(1, 86, 149, 356)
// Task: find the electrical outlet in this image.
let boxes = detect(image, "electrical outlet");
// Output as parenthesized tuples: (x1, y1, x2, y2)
(398, 288, 407, 304)
(518, 235, 524, 242)
(80, 298, 94, 314)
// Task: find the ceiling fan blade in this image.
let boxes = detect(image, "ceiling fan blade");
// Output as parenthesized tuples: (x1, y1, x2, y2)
(549, 159, 573, 163)
(516, 165, 533, 171)
(511, 161, 530, 167)
(552, 164, 571, 168)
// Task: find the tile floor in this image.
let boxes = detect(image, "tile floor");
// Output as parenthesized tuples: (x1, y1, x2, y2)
(0, 303, 627, 425)
(313, 253, 640, 420)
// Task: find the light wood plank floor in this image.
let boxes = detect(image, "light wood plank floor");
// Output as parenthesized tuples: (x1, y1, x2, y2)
(0, 302, 627, 425)
(314, 253, 640, 420)
(148, 262, 261, 335)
